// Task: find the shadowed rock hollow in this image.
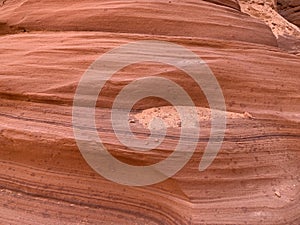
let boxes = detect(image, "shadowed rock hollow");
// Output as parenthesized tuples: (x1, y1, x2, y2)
(0, 0, 299, 224)
(277, 0, 300, 27)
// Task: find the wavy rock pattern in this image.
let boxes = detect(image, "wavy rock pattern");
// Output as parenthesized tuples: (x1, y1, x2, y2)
(0, 0, 299, 224)
(0, 0, 277, 46)
(278, 0, 300, 27)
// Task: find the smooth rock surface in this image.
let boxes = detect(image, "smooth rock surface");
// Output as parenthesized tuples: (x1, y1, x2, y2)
(0, 0, 277, 46)
(0, 0, 299, 224)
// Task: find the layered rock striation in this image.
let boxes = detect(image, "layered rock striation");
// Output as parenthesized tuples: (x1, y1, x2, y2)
(0, 0, 299, 224)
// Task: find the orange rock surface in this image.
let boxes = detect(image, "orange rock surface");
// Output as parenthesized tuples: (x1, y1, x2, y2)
(0, 0, 299, 224)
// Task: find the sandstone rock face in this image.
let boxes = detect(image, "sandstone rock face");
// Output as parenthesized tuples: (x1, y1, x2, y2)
(239, 0, 300, 53)
(0, 0, 300, 224)
(0, 0, 277, 46)
(205, 0, 240, 10)
(278, 0, 300, 27)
